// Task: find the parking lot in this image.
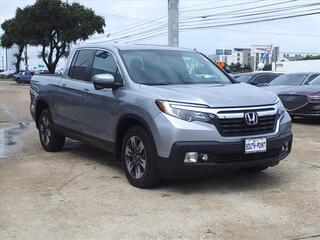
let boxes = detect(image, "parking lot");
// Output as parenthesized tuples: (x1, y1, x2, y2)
(0, 80, 320, 240)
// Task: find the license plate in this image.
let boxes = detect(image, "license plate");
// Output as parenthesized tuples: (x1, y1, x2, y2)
(245, 138, 267, 154)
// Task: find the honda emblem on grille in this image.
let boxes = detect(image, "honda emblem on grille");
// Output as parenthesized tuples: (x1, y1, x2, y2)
(244, 112, 258, 126)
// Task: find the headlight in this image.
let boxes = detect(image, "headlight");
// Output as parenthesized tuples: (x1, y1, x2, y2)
(156, 100, 214, 122)
(309, 95, 320, 103)
(276, 97, 286, 118)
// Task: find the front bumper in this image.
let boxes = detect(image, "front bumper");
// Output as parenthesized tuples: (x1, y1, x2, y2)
(156, 131, 292, 177)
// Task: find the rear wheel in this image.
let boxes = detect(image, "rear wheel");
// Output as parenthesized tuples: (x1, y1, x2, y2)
(121, 125, 161, 188)
(38, 109, 65, 152)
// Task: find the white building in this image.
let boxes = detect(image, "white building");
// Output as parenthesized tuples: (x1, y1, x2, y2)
(230, 48, 251, 67)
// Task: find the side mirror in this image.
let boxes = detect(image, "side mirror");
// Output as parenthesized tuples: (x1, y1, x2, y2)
(92, 73, 116, 90)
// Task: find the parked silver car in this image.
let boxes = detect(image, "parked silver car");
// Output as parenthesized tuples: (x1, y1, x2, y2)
(30, 44, 292, 188)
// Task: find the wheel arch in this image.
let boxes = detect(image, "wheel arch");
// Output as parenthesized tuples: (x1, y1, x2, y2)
(115, 114, 158, 162)
(35, 99, 49, 128)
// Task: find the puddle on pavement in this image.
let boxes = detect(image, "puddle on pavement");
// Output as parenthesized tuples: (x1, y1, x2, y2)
(0, 122, 30, 158)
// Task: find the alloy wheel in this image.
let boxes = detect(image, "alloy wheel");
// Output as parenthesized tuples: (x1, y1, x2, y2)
(124, 136, 147, 179)
(39, 115, 51, 146)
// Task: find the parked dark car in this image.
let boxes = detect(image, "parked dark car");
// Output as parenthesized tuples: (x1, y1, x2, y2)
(268, 75, 320, 118)
(233, 71, 282, 86)
(265, 72, 320, 89)
(14, 71, 33, 83)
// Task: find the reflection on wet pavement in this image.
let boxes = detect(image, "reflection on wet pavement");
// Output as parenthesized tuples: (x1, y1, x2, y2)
(0, 122, 30, 158)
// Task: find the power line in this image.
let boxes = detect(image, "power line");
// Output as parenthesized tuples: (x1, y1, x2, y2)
(86, 0, 320, 45)
(180, 11, 320, 31)
(180, 1, 320, 24)
(95, 12, 147, 21)
(179, 0, 219, 11)
(103, 10, 320, 45)
(180, 0, 267, 13)
(180, 0, 298, 20)
(89, 13, 167, 41)
(89, 20, 167, 42)
(90, 25, 167, 44)
(180, 6, 320, 27)
(126, 31, 168, 43)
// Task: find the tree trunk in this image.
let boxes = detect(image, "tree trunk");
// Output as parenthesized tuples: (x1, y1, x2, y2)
(41, 38, 67, 74)
(15, 46, 24, 72)
(47, 63, 57, 74)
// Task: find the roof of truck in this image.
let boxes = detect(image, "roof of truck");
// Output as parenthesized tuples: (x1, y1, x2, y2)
(75, 43, 193, 51)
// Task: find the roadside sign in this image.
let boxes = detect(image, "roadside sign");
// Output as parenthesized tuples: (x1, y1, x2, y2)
(216, 49, 223, 55)
(224, 49, 232, 55)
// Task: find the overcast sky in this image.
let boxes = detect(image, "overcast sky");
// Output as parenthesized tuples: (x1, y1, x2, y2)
(0, 0, 320, 70)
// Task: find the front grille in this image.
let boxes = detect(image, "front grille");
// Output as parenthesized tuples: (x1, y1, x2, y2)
(279, 94, 308, 111)
(216, 115, 277, 137)
(211, 149, 279, 163)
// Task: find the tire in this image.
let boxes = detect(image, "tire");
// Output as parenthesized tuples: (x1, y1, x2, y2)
(121, 125, 161, 188)
(241, 165, 269, 173)
(38, 109, 65, 152)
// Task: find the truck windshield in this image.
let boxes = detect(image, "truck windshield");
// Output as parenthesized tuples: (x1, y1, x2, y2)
(120, 50, 232, 85)
(269, 74, 307, 86)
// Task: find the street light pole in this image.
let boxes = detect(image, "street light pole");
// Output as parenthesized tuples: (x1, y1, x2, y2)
(168, 0, 179, 47)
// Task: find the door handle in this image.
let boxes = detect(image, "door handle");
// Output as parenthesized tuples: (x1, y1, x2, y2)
(61, 83, 66, 87)
(82, 88, 90, 96)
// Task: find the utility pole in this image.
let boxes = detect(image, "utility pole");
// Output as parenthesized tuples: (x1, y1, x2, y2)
(168, 0, 179, 47)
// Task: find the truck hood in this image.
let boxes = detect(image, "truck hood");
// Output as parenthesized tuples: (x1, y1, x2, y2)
(140, 83, 277, 108)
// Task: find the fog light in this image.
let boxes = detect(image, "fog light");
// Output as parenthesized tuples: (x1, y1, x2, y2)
(200, 153, 209, 162)
(184, 152, 198, 163)
(281, 142, 289, 152)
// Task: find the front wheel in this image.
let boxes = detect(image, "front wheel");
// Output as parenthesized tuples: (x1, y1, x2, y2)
(121, 125, 161, 188)
(38, 109, 65, 152)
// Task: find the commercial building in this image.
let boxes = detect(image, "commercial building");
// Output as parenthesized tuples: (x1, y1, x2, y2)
(231, 48, 251, 66)
(210, 48, 252, 67)
(212, 45, 279, 70)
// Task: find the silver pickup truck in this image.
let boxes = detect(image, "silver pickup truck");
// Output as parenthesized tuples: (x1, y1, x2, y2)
(30, 43, 293, 188)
